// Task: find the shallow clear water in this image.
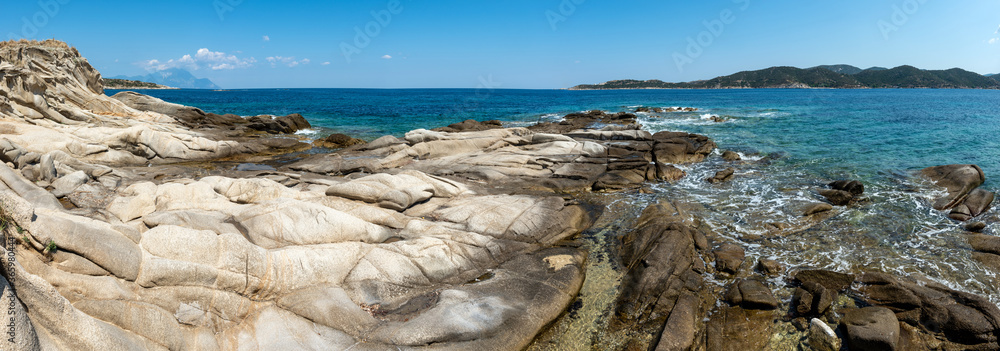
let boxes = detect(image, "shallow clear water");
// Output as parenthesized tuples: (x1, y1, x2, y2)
(109, 88, 1000, 305)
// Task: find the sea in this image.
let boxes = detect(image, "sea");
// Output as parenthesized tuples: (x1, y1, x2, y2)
(106, 88, 1000, 320)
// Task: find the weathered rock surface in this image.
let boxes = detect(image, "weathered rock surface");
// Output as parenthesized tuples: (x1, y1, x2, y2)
(1, 39, 615, 351)
(855, 272, 1000, 349)
(433, 119, 503, 133)
(706, 167, 735, 183)
(724, 279, 779, 310)
(921, 164, 986, 211)
(290, 116, 715, 192)
(803, 202, 833, 216)
(840, 307, 901, 351)
(614, 201, 711, 351)
(313, 133, 367, 149)
(713, 243, 745, 275)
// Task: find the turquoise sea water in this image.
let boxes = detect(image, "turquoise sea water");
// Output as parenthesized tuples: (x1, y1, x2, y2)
(107, 88, 1000, 187)
(108, 88, 1000, 302)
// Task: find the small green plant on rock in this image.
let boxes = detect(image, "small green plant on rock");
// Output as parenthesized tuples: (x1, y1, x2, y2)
(43, 240, 57, 254)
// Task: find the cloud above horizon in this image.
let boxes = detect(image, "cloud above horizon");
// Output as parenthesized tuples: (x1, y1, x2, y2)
(382, 55, 393, 60)
(990, 38, 1000, 45)
(141, 48, 256, 72)
(263, 35, 270, 42)
(266, 56, 311, 68)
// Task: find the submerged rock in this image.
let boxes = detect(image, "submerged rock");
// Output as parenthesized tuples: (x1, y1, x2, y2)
(809, 318, 842, 351)
(819, 189, 854, 206)
(803, 203, 833, 216)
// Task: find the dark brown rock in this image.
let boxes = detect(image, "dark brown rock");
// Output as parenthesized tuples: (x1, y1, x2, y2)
(829, 180, 865, 196)
(616, 201, 709, 350)
(856, 272, 1000, 348)
(314, 133, 367, 149)
(803, 203, 833, 216)
(651, 131, 716, 164)
(432, 119, 503, 133)
(652, 163, 686, 182)
(713, 243, 745, 275)
(756, 259, 784, 276)
(721, 150, 741, 161)
(706, 168, 735, 184)
(965, 221, 987, 232)
(969, 234, 1000, 256)
(794, 281, 836, 316)
(725, 279, 779, 310)
(819, 189, 854, 206)
(247, 113, 312, 134)
(705, 305, 776, 351)
(840, 307, 901, 351)
(795, 270, 854, 291)
(963, 188, 995, 218)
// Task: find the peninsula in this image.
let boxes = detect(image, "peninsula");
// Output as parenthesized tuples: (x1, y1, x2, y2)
(570, 65, 1000, 90)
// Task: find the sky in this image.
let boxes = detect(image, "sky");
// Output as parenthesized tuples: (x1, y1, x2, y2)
(3, 0, 1000, 89)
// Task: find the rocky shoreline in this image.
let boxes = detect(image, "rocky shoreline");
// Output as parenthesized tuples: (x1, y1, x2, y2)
(1, 40, 998, 350)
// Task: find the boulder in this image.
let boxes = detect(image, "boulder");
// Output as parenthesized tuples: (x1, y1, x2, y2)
(856, 272, 1000, 348)
(921, 164, 986, 211)
(652, 131, 716, 164)
(50, 170, 89, 197)
(713, 243, 745, 275)
(706, 168, 735, 184)
(721, 150, 741, 161)
(724, 279, 779, 310)
(793, 281, 836, 316)
(829, 180, 865, 196)
(965, 221, 987, 232)
(950, 188, 994, 221)
(247, 114, 311, 134)
(756, 259, 784, 276)
(809, 318, 842, 351)
(840, 307, 900, 351)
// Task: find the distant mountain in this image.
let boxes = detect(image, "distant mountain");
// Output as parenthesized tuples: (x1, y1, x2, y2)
(570, 65, 1000, 90)
(111, 68, 220, 89)
(811, 65, 863, 75)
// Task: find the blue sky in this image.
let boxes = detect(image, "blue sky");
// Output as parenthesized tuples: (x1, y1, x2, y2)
(3, 0, 999, 89)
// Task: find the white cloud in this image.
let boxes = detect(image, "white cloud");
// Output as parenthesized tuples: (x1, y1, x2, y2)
(381, 55, 392, 60)
(266, 56, 309, 68)
(990, 38, 1000, 45)
(321, 62, 331, 66)
(140, 48, 256, 72)
(263, 35, 270, 42)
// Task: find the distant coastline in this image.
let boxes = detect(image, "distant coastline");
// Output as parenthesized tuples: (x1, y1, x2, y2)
(570, 65, 1000, 90)
(102, 78, 177, 90)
